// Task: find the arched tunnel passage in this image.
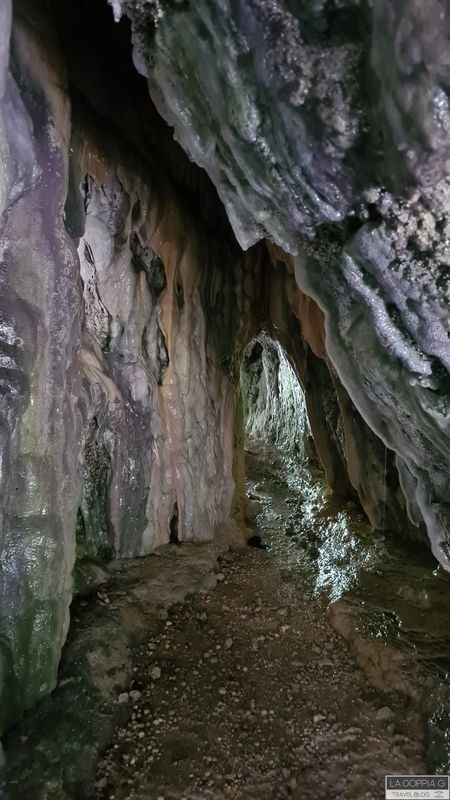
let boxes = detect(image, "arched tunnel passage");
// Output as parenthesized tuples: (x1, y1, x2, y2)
(238, 331, 324, 556)
(237, 331, 378, 588)
(237, 333, 443, 594)
(236, 332, 450, 753)
(2, 0, 450, 795)
(240, 333, 313, 464)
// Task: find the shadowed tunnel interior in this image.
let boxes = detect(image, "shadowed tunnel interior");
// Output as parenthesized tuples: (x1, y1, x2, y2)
(0, 0, 450, 797)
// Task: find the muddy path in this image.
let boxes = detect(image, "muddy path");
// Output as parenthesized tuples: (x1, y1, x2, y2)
(91, 452, 440, 800)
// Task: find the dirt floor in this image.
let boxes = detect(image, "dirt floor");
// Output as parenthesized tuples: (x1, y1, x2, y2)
(91, 455, 427, 800)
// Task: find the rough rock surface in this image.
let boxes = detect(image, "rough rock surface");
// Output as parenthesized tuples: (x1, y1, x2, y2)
(0, 0, 83, 732)
(0, 0, 449, 740)
(115, 0, 450, 566)
(0, 0, 241, 732)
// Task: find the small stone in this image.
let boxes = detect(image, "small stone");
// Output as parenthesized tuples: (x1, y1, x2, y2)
(225, 638, 233, 649)
(118, 692, 129, 704)
(151, 667, 162, 681)
(376, 706, 393, 721)
(216, 573, 225, 582)
(130, 690, 141, 702)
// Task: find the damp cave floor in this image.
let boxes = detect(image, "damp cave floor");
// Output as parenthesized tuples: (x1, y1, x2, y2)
(90, 453, 427, 800)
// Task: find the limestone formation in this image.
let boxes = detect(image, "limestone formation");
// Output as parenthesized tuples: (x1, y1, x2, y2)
(0, 0, 448, 737)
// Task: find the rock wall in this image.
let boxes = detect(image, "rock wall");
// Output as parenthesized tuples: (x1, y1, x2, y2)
(0, 1, 83, 733)
(0, 0, 241, 732)
(0, 0, 447, 735)
(116, 0, 450, 568)
(262, 243, 424, 539)
(73, 139, 237, 559)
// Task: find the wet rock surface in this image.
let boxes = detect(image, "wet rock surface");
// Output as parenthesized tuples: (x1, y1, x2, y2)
(114, 0, 450, 567)
(0, 0, 241, 729)
(1, 0, 449, 742)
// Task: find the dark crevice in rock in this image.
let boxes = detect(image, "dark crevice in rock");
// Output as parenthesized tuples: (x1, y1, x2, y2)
(130, 232, 167, 299)
(169, 503, 180, 545)
(175, 273, 185, 311)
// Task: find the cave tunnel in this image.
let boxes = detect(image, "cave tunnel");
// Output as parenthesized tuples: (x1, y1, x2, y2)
(241, 333, 311, 463)
(1, 0, 450, 797)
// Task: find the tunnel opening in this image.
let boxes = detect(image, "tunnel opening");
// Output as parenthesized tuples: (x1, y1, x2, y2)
(238, 334, 450, 750)
(240, 331, 313, 467)
(239, 331, 324, 553)
(238, 331, 431, 598)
